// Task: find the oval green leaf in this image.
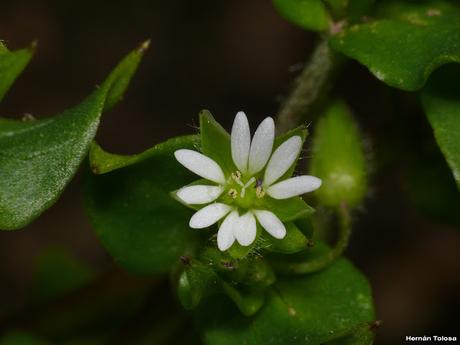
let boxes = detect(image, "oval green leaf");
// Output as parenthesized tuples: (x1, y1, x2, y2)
(84, 136, 201, 274)
(195, 256, 375, 345)
(0, 42, 147, 230)
(330, 1, 460, 91)
(272, 0, 330, 31)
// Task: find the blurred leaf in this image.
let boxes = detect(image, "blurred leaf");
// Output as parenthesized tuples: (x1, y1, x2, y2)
(0, 42, 147, 230)
(195, 256, 375, 345)
(179, 260, 219, 310)
(272, 0, 330, 31)
(310, 101, 367, 208)
(330, 1, 460, 90)
(421, 64, 460, 189)
(0, 42, 34, 102)
(32, 247, 94, 303)
(85, 136, 201, 274)
(0, 332, 49, 345)
(324, 0, 374, 19)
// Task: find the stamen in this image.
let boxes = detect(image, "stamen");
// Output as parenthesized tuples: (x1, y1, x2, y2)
(231, 171, 245, 187)
(256, 186, 265, 198)
(228, 189, 238, 199)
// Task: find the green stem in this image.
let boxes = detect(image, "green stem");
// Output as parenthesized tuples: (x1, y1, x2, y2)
(277, 36, 341, 133)
(282, 203, 352, 275)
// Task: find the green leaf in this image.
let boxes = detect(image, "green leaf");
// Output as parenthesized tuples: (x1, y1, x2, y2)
(0, 42, 34, 102)
(330, 1, 460, 91)
(199, 110, 235, 176)
(195, 256, 375, 345)
(31, 247, 94, 302)
(0, 42, 147, 230)
(272, 0, 330, 31)
(310, 101, 367, 208)
(84, 136, 201, 274)
(421, 64, 460, 189)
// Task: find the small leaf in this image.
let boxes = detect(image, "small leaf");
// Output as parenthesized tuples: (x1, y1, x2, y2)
(272, 0, 330, 31)
(330, 1, 460, 91)
(0, 42, 34, 102)
(221, 282, 266, 317)
(0, 42, 147, 230)
(200, 110, 235, 175)
(310, 101, 367, 208)
(84, 136, 201, 274)
(195, 256, 375, 345)
(421, 64, 460, 189)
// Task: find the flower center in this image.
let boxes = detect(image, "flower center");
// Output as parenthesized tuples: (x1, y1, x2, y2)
(225, 170, 265, 209)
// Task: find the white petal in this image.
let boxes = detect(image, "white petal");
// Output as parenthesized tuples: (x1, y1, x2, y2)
(174, 149, 226, 184)
(264, 136, 302, 186)
(253, 210, 286, 239)
(266, 176, 322, 199)
(231, 111, 251, 173)
(217, 211, 238, 251)
(189, 203, 232, 229)
(176, 185, 224, 204)
(248, 117, 275, 175)
(234, 212, 257, 246)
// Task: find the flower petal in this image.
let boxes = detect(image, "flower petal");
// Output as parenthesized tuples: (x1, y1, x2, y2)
(231, 111, 251, 173)
(253, 210, 286, 239)
(266, 175, 322, 199)
(189, 203, 232, 229)
(175, 149, 226, 184)
(248, 117, 275, 175)
(176, 185, 224, 204)
(264, 136, 302, 186)
(217, 211, 238, 251)
(234, 211, 257, 246)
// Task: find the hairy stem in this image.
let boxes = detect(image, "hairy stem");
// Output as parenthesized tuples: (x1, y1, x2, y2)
(277, 36, 341, 133)
(281, 202, 352, 275)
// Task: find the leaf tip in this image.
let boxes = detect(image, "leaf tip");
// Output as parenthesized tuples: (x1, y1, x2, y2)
(138, 39, 151, 53)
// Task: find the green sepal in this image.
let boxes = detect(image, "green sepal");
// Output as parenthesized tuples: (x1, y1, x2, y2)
(264, 222, 309, 254)
(274, 125, 308, 181)
(200, 110, 235, 176)
(310, 101, 368, 208)
(256, 196, 314, 222)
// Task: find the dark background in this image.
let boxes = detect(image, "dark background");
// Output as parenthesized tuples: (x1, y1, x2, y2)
(1, 0, 459, 344)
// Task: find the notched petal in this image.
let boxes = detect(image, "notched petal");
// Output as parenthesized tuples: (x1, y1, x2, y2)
(176, 185, 224, 204)
(234, 212, 257, 246)
(254, 210, 286, 239)
(189, 203, 232, 229)
(264, 136, 302, 186)
(248, 117, 275, 175)
(174, 149, 226, 184)
(267, 175, 322, 199)
(231, 111, 251, 173)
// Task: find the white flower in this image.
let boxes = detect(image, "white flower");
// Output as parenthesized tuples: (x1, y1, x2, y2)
(174, 111, 322, 251)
